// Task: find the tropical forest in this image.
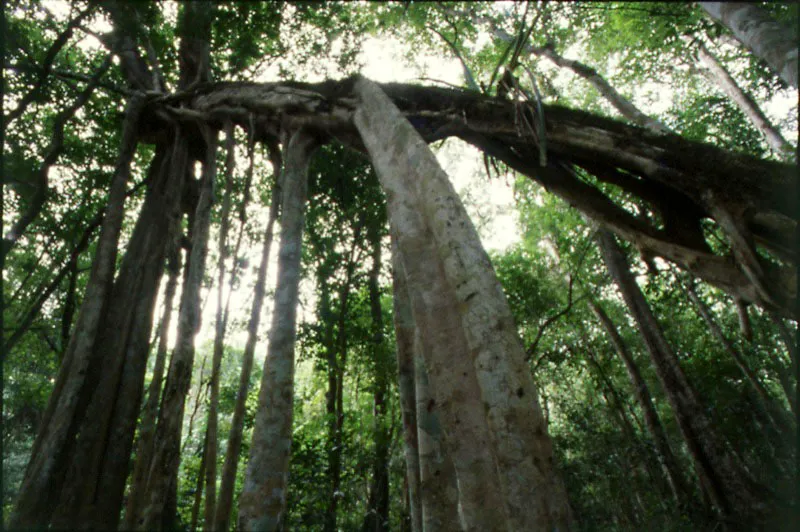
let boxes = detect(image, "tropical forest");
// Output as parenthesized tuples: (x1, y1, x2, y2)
(1, 1, 798, 531)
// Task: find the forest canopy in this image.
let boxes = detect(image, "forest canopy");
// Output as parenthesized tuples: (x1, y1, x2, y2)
(2, 1, 798, 531)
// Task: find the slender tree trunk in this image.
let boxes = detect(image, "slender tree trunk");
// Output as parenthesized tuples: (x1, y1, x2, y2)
(363, 223, 390, 532)
(213, 171, 281, 532)
(354, 77, 573, 530)
(321, 278, 342, 532)
(688, 37, 792, 157)
(125, 235, 182, 528)
(10, 95, 146, 530)
(191, 433, 209, 532)
(137, 127, 218, 531)
(237, 128, 318, 531)
(202, 123, 237, 531)
(391, 246, 422, 532)
(683, 281, 792, 434)
(699, 2, 798, 88)
(588, 299, 693, 506)
(596, 229, 771, 524)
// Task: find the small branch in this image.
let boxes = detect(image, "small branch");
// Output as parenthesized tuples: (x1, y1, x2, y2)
(527, 275, 577, 360)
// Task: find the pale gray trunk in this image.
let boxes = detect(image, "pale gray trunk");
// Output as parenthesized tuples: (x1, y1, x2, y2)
(699, 2, 798, 88)
(391, 245, 423, 532)
(688, 37, 792, 157)
(354, 77, 573, 530)
(237, 129, 317, 531)
(136, 128, 218, 530)
(213, 173, 281, 532)
(597, 229, 770, 523)
(10, 95, 145, 529)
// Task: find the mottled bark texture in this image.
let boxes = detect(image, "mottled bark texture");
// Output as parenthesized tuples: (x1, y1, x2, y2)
(354, 78, 573, 530)
(10, 95, 146, 530)
(237, 129, 317, 531)
(699, 2, 798, 88)
(391, 245, 423, 532)
(596, 229, 773, 525)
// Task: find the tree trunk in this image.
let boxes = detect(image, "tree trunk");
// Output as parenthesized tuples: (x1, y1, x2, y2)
(213, 170, 282, 532)
(10, 95, 146, 530)
(202, 123, 237, 531)
(391, 245, 423, 532)
(699, 2, 798, 88)
(354, 77, 573, 530)
(363, 223, 390, 532)
(136, 127, 218, 530)
(688, 37, 792, 157)
(596, 229, 771, 524)
(588, 299, 693, 506)
(125, 237, 182, 528)
(683, 281, 792, 435)
(237, 128, 318, 531)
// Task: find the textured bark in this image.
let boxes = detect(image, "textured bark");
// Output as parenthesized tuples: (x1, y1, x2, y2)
(136, 128, 217, 531)
(10, 95, 145, 529)
(391, 247, 423, 532)
(699, 2, 798, 88)
(202, 123, 236, 530)
(354, 78, 573, 530)
(589, 300, 692, 505)
(689, 37, 792, 157)
(124, 236, 181, 528)
(237, 129, 317, 531)
(597, 229, 771, 524)
(213, 173, 281, 532)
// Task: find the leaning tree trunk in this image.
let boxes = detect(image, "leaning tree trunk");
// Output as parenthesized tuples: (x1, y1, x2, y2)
(688, 36, 792, 157)
(237, 128, 317, 531)
(588, 299, 693, 507)
(391, 246, 423, 532)
(699, 2, 798, 88)
(596, 229, 771, 525)
(354, 77, 573, 530)
(136, 127, 218, 531)
(212, 167, 282, 532)
(10, 95, 145, 530)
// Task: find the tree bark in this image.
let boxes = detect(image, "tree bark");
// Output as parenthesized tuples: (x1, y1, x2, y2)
(699, 2, 798, 88)
(354, 77, 573, 530)
(213, 167, 282, 532)
(136, 127, 218, 530)
(10, 94, 146, 530)
(596, 228, 771, 524)
(237, 128, 318, 531)
(391, 245, 423, 532)
(688, 37, 792, 157)
(124, 234, 181, 528)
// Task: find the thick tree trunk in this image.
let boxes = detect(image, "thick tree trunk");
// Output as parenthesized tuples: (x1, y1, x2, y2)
(237, 128, 317, 531)
(391, 246, 423, 532)
(213, 173, 282, 532)
(588, 299, 693, 506)
(699, 2, 798, 88)
(10, 95, 146, 530)
(354, 78, 573, 530)
(688, 37, 792, 157)
(362, 224, 390, 532)
(125, 238, 181, 528)
(136, 128, 218, 531)
(596, 229, 771, 525)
